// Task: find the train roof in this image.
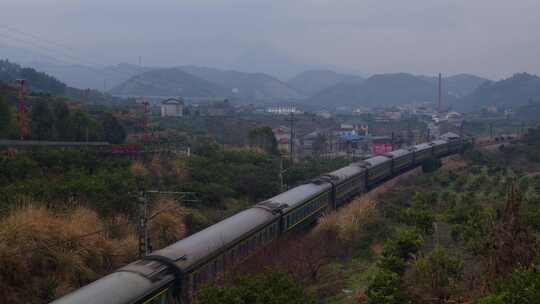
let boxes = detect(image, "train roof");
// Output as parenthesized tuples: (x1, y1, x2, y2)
(266, 182, 331, 211)
(362, 155, 391, 167)
(385, 149, 411, 158)
(431, 139, 448, 146)
(153, 207, 277, 271)
(50, 271, 167, 304)
(327, 164, 365, 182)
(413, 142, 433, 151)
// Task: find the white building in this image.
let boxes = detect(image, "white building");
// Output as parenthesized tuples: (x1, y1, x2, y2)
(266, 105, 300, 115)
(160, 98, 184, 117)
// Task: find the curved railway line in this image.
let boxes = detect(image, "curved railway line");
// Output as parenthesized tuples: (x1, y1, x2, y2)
(50, 137, 469, 304)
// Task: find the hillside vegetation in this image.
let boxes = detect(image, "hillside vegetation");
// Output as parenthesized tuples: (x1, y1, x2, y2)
(199, 129, 540, 304)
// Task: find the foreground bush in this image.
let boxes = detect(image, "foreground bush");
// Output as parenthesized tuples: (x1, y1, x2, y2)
(195, 271, 315, 304)
(0, 206, 137, 303)
(477, 258, 540, 304)
(364, 270, 410, 304)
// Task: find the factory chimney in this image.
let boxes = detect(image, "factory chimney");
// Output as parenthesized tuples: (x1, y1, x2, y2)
(438, 73, 442, 113)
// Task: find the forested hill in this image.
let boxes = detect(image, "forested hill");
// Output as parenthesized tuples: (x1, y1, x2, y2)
(0, 59, 66, 95)
(308, 73, 457, 108)
(287, 70, 362, 97)
(110, 68, 230, 98)
(0, 59, 124, 104)
(418, 74, 489, 98)
(458, 73, 540, 111)
(179, 66, 304, 101)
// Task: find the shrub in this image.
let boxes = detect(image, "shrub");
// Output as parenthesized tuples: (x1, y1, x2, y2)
(364, 270, 410, 304)
(0, 205, 137, 303)
(477, 258, 540, 304)
(378, 228, 423, 275)
(148, 199, 187, 249)
(410, 245, 463, 301)
(195, 271, 315, 304)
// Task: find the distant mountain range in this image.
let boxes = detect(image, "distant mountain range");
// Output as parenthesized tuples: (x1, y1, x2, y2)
(5, 57, 540, 112)
(287, 70, 363, 96)
(110, 68, 228, 98)
(308, 73, 461, 108)
(29, 62, 150, 90)
(458, 73, 540, 111)
(0, 59, 122, 103)
(178, 66, 304, 100)
(418, 74, 489, 98)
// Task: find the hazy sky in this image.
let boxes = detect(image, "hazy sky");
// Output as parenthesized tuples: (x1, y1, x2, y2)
(1, 0, 540, 79)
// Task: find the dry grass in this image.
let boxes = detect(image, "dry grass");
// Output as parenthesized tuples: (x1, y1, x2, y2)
(317, 198, 379, 245)
(149, 199, 187, 249)
(0, 205, 138, 302)
(171, 159, 190, 182)
(130, 161, 149, 178)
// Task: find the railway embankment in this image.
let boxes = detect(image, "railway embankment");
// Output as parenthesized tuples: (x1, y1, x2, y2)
(217, 147, 540, 304)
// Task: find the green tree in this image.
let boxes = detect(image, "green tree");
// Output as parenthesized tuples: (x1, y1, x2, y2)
(379, 228, 424, 274)
(365, 270, 410, 304)
(478, 258, 540, 304)
(195, 272, 315, 304)
(52, 100, 71, 140)
(69, 110, 90, 141)
(191, 137, 220, 158)
(0, 95, 10, 137)
(248, 126, 279, 155)
(102, 114, 126, 144)
(411, 245, 463, 302)
(30, 99, 54, 140)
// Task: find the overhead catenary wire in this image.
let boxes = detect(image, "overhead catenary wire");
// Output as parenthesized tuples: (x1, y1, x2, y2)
(0, 25, 143, 78)
(0, 26, 144, 85)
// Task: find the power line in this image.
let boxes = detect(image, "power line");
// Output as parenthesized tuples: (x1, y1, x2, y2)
(0, 28, 142, 83)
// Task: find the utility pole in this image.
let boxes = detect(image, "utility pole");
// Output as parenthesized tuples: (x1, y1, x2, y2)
(142, 99, 150, 142)
(137, 190, 200, 257)
(279, 156, 284, 192)
(16, 79, 28, 140)
(138, 192, 150, 257)
(286, 112, 295, 163)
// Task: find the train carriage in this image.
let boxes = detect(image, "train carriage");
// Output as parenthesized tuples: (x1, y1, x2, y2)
(448, 137, 464, 154)
(384, 149, 414, 174)
(51, 138, 466, 304)
(325, 164, 366, 207)
(412, 142, 433, 164)
(431, 140, 449, 157)
(52, 207, 280, 304)
(362, 155, 392, 187)
(265, 183, 332, 232)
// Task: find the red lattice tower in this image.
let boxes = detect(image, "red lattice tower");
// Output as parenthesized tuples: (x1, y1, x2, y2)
(16, 79, 28, 139)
